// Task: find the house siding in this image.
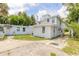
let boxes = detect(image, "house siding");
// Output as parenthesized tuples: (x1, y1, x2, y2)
(2, 25, 33, 36)
(33, 26, 51, 38)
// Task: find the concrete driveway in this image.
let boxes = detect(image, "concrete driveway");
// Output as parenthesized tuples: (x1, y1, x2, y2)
(0, 36, 68, 56)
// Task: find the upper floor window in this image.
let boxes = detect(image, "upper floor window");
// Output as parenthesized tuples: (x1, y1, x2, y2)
(47, 18, 49, 22)
(23, 27, 25, 32)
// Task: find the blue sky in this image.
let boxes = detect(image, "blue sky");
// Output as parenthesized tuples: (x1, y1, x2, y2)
(7, 3, 67, 18)
(8, 3, 63, 16)
(25, 3, 62, 16)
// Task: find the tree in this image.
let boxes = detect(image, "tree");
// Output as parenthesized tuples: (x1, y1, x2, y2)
(31, 15, 36, 25)
(8, 15, 19, 25)
(8, 12, 32, 26)
(69, 22, 79, 38)
(0, 16, 8, 24)
(0, 3, 8, 24)
(63, 3, 79, 39)
(64, 3, 79, 23)
(0, 3, 8, 16)
(18, 12, 32, 26)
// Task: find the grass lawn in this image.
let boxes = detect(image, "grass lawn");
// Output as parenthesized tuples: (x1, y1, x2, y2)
(62, 38, 79, 55)
(50, 52, 56, 56)
(14, 34, 48, 41)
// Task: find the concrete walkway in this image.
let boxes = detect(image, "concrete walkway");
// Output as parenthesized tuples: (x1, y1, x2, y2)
(0, 36, 68, 56)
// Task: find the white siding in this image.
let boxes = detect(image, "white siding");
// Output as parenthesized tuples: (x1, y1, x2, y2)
(6, 26, 32, 35)
(50, 26, 62, 38)
(33, 26, 51, 38)
(0, 31, 4, 36)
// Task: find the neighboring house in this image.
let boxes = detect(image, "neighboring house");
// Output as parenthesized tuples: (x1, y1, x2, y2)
(33, 14, 63, 38)
(0, 24, 5, 36)
(0, 24, 33, 36)
(6, 25, 33, 35)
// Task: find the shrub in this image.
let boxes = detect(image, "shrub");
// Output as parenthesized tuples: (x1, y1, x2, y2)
(50, 52, 56, 56)
(64, 28, 69, 32)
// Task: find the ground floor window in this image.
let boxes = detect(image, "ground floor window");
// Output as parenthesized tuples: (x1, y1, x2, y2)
(42, 26, 45, 33)
(0, 27, 3, 31)
(23, 27, 25, 32)
(17, 27, 20, 31)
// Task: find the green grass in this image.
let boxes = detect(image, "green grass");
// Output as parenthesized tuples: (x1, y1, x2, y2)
(50, 52, 56, 56)
(14, 34, 48, 41)
(62, 38, 79, 55)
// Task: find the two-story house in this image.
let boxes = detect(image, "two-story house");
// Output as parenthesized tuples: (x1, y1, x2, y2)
(33, 14, 63, 38)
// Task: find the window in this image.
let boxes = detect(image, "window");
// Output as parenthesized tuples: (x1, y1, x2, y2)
(47, 18, 49, 22)
(23, 27, 25, 32)
(0, 27, 3, 31)
(42, 26, 45, 33)
(39, 22, 41, 24)
(17, 27, 20, 31)
(58, 28, 61, 32)
(52, 20, 55, 23)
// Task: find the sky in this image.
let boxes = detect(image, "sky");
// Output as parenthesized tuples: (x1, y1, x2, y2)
(7, 3, 67, 18)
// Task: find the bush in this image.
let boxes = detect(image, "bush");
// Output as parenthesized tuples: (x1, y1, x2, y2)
(64, 28, 69, 32)
(50, 52, 56, 56)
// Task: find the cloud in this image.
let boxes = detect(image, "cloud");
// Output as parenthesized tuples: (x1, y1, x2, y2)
(28, 3, 39, 7)
(8, 8, 26, 15)
(35, 6, 68, 20)
(57, 6, 68, 18)
(7, 3, 30, 15)
(7, 3, 39, 15)
(36, 9, 57, 16)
